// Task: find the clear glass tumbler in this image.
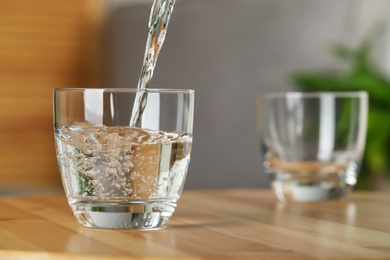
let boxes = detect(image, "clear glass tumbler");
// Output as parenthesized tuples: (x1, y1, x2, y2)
(54, 88, 195, 229)
(257, 92, 368, 202)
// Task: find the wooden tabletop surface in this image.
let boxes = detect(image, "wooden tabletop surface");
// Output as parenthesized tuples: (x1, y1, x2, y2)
(0, 189, 389, 260)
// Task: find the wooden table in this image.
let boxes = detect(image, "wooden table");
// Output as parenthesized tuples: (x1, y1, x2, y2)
(0, 190, 389, 260)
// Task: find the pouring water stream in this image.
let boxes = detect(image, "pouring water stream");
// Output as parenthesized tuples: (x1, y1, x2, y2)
(129, 0, 176, 127)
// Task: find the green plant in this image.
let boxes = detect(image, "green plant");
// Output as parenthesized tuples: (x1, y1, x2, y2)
(291, 26, 390, 190)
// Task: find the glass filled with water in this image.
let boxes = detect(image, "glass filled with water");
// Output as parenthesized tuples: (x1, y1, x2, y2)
(257, 92, 368, 202)
(54, 88, 194, 229)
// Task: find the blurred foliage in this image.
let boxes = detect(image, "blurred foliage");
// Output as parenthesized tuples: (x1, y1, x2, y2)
(291, 26, 390, 190)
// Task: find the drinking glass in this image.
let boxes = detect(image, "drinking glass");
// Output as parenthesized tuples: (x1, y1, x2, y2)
(257, 92, 368, 202)
(54, 88, 195, 229)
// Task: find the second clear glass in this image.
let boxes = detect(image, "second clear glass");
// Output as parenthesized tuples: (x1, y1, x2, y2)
(257, 92, 368, 202)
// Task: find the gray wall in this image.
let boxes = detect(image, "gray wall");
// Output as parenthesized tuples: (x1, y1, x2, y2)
(105, 0, 390, 189)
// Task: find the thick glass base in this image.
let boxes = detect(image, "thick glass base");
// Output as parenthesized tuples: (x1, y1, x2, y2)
(271, 180, 352, 202)
(69, 200, 177, 229)
(264, 156, 358, 202)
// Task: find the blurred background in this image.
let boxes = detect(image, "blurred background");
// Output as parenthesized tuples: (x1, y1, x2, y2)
(1, 0, 390, 194)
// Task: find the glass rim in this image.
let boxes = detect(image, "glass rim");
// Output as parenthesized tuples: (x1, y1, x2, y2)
(53, 88, 195, 94)
(260, 91, 368, 99)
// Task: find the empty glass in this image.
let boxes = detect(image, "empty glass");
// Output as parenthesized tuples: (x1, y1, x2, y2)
(54, 88, 195, 229)
(257, 92, 368, 202)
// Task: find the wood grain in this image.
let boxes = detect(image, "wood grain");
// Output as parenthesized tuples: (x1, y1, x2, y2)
(0, 189, 389, 260)
(0, 0, 105, 188)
